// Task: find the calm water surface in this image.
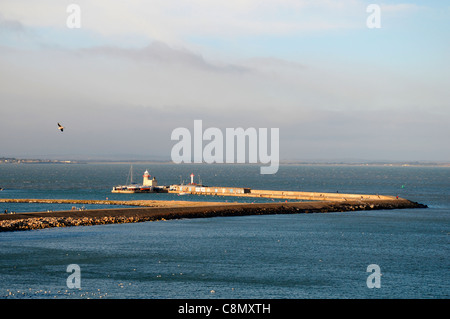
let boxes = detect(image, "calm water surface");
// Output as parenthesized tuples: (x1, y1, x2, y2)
(0, 164, 448, 299)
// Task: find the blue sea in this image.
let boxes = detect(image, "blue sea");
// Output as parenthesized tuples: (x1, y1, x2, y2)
(0, 163, 448, 299)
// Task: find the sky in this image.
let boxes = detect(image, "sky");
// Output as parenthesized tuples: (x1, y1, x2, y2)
(0, 0, 449, 163)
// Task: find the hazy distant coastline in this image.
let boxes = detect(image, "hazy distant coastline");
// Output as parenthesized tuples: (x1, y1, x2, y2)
(0, 157, 85, 164)
(1, 157, 448, 167)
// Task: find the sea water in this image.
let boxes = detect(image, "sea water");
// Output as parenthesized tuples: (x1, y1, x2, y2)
(0, 163, 448, 299)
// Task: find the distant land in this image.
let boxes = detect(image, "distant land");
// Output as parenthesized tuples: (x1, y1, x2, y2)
(0, 157, 85, 164)
(1, 157, 449, 167)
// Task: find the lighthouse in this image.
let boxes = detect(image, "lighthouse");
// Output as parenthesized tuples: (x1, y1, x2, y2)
(190, 173, 194, 185)
(143, 170, 157, 187)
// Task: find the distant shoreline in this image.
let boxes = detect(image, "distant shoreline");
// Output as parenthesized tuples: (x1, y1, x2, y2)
(1, 157, 449, 167)
(88, 161, 450, 167)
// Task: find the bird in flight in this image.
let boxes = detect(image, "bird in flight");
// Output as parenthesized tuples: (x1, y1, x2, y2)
(57, 123, 64, 132)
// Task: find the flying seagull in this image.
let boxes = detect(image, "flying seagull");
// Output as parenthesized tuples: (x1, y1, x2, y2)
(57, 123, 64, 132)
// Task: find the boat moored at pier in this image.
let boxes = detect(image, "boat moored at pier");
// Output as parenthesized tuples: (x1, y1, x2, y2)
(111, 167, 168, 193)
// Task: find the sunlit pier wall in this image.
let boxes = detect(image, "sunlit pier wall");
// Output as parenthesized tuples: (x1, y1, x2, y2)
(169, 185, 394, 201)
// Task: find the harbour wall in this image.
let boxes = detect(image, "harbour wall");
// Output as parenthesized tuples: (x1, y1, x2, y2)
(0, 198, 427, 232)
(169, 188, 394, 201)
(248, 189, 394, 201)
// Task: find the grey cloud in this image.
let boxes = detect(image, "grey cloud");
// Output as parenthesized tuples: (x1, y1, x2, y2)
(0, 15, 25, 33)
(81, 41, 250, 74)
(1, 40, 448, 162)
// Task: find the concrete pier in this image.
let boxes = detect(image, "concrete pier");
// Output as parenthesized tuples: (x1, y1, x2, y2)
(169, 188, 394, 201)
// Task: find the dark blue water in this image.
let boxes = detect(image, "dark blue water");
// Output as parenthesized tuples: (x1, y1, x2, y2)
(0, 163, 448, 299)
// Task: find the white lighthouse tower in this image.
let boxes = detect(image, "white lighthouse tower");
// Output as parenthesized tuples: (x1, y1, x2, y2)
(143, 170, 157, 187)
(190, 173, 194, 185)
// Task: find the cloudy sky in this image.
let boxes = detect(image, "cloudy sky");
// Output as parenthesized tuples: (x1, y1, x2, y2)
(0, 0, 449, 162)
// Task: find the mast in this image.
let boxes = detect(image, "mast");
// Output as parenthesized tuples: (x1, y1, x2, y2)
(130, 165, 133, 184)
(126, 164, 134, 185)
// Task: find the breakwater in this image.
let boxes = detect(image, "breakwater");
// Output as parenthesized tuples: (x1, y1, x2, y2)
(0, 198, 223, 208)
(0, 198, 426, 232)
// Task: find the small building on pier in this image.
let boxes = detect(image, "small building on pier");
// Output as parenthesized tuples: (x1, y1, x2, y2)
(170, 184, 250, 195)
